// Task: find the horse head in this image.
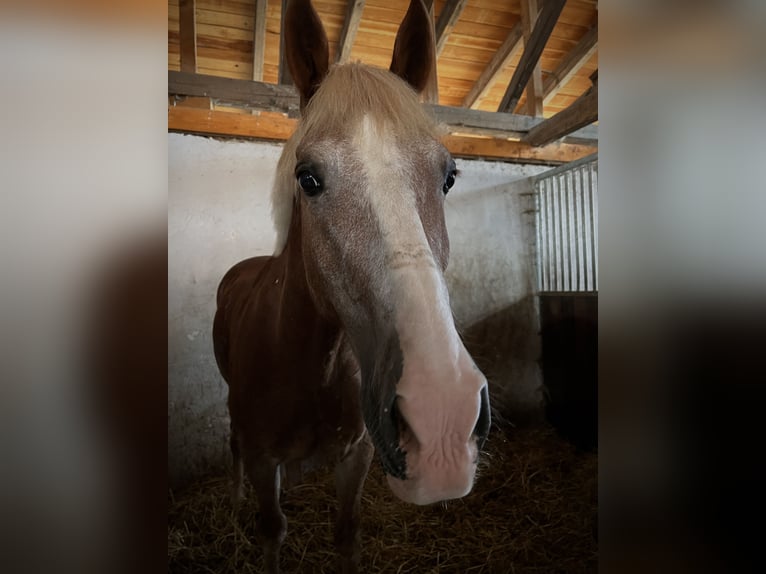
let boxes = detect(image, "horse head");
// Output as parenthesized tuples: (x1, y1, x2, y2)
(279, 0, 491, 505)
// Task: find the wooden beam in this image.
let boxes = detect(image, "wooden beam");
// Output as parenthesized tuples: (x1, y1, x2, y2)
(278, 0, 292, 85)
(167, 106, 595, 164)
(498, 0, 565, 112)
(434, 0, 468, 57)
(252, 0, 268, 81)
(519, 0, 543, 117)
(524, 79, 598, 147)
(179, 0, 197, 73)
(432, 104, 536, 138)
(336, 0, 366, 64)
(169, 95, 212, 110)
(168, 71, 598, 145)
(169, 71, 301, 117)
(169, 107, 296, 141)
(560, 125, 598, 147)
(543, 25, 597, 105)
(462, 22, 523, 109)
(442, 135, 597, 164)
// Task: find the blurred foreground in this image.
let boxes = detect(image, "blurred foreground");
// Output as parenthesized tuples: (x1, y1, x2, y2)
(0, 1, 764, 572)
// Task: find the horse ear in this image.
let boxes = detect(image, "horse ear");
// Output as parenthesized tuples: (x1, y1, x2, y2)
(284, 0, 330, 109)
(389, 0, 435, 94)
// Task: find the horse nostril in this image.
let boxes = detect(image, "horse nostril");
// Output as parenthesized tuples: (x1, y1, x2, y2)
(376, 397, 407, 480)
(390, 397, 412, 443)
(473, 384, 491, 451)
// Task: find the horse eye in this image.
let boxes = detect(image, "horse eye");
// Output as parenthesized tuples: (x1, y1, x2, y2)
(443, 170, 457, 195)
(297, 170, 323, 196)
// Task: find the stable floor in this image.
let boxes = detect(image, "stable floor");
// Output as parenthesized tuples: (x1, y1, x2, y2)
(168, 423, 597, 573)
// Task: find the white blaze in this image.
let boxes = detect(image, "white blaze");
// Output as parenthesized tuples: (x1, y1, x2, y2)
(354, 115, 461, 375)
(354, 115, 486, 504)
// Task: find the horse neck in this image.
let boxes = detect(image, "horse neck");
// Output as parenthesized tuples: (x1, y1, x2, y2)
(277, 197, 305, 286)
(276, 196, 341, 342)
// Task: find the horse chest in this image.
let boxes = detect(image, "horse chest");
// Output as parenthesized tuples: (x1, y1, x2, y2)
(231, 338, 364, 461)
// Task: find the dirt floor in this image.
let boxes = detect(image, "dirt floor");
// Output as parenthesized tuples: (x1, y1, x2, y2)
(168, 424, 597, 573)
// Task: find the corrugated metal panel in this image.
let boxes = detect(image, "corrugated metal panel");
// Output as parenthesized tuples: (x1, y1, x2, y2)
(534, 154, 598, 292)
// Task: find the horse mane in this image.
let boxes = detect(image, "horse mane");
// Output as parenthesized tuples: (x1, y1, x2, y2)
(270, 62, 442, 255)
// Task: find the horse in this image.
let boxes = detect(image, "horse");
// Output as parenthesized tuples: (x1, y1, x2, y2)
(212, 1, 491, 571)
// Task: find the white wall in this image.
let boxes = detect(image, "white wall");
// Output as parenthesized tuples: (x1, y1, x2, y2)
(444, 161, 542, 326)
(168, 133, 548, 485)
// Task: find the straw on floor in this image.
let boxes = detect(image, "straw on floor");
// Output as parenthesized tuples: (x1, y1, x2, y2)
(168, 424, 597, 573)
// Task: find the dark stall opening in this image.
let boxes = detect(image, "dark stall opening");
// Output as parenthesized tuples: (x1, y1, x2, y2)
(539, 293, 597, 451)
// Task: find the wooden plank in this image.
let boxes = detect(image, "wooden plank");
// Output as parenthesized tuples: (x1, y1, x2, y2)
(520, 0, 543, 117)
(194, 22, 257, 41)
(336, 0, 366, 63)
(168, 71, 598, 145)
(455, 5, 517, 27)
(167, 106, 595, 163)
(461, 22, 523, 108)
(197, 66, 256, 80)
(178, 33, 247, 56)
(434, 0, 469, 57)
(252, 0, 268, 81)
(196, 8, 254, 31)
(356, 7, 509, 44)
(523, 79, 597, 147)
(543, 25, 597, 105)
(194, 0, 256, 17)
(174, 31, 281, 63)
(179, 0, 197, 73)
(498, 0, 565, 112)
(438, 43, 498, 65)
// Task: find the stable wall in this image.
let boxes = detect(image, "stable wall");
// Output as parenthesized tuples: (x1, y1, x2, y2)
(168, 133, 547, 486)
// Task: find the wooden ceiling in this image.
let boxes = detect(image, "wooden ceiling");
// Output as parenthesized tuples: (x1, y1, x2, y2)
(168, 0, 598, 162)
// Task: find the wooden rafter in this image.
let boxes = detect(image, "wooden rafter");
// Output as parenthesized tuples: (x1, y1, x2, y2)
(423, 0, 439, 104)
(167, 0, 598, 114)
(434, 0, 468, 58)
(168, 71, 597, 144)
(523, 73, 598, 147)
(543, 25, 598, 105)
(498, 0, 565, 113)
(462, 22, 523, 109)
(252, 0, 268, 82)
(179, 0, 197, 73)
(519, 0, 543, 117)
(278, 0, 292, 85)
(336, 0, 366, 64)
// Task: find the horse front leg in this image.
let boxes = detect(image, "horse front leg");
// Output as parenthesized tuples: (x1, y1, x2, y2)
(244, 455, 286, 574)
(229, 427, 244, 507)
(334, 432, 374, 574)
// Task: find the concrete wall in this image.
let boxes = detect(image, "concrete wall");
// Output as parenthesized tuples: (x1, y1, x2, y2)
(168, 133, 548, 485)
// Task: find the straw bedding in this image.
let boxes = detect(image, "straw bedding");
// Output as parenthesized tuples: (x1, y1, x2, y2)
(168, 424, 597, 573)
